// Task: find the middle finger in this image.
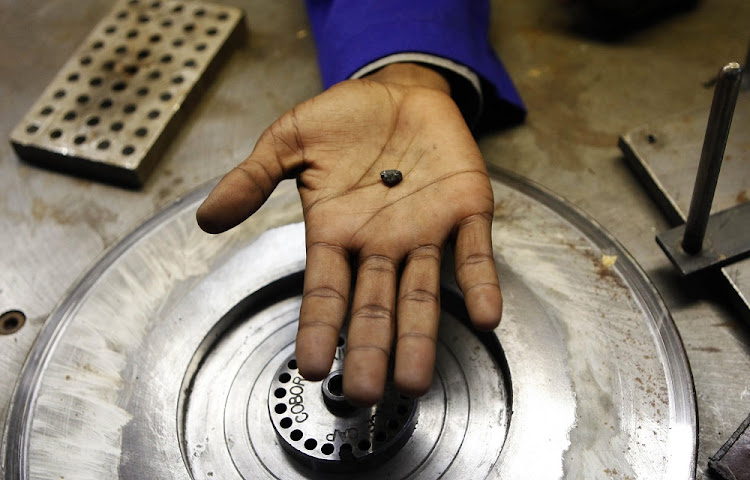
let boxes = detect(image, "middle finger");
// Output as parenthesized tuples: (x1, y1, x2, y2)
(343, 253, 398, 406)
(394, 244, 441, 397)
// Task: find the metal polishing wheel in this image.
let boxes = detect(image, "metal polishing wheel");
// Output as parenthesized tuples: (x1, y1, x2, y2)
(1, 172, 696, 479)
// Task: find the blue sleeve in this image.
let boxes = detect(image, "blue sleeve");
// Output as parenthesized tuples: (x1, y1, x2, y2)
(304, 0, 526, 123)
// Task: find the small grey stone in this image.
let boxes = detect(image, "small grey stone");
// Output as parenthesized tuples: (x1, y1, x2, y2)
(380, 169, 402, 187)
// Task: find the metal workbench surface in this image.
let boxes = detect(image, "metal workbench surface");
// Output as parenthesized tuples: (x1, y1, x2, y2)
(1, 0, 748, 477)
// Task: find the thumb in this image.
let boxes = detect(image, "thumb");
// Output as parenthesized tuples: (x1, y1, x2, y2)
(196, 117, 303, 234)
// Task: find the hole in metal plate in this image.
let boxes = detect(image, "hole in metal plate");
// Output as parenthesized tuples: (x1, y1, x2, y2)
(0, 310, 26, 335)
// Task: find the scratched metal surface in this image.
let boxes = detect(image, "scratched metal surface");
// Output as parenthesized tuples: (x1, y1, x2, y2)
(1, 176, 695, 478)
(0, 0, 749, 478)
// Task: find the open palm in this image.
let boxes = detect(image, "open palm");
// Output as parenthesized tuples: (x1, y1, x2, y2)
(197, 68, 502, 405)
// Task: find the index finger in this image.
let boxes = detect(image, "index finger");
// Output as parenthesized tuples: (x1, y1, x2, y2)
(393, 244, 442, 398)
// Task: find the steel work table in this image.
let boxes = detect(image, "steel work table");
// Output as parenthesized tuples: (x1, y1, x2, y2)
(1, 0, 748, 477)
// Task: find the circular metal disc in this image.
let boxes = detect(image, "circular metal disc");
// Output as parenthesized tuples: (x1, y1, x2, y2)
(265, 353, 420, 471)
(1, 172, 696, 479)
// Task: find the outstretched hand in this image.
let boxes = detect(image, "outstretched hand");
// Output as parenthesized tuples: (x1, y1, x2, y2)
(196, 63, 502, 406)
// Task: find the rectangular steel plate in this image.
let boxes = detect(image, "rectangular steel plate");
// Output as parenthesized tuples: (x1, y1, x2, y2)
(9, 0, 243, 187)
(620, 91, 750, 317)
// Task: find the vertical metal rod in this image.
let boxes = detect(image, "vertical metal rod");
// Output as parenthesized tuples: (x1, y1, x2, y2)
(682, 63, 743, 254)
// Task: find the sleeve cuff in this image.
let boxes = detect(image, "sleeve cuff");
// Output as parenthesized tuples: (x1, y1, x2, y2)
(349, 53, 483, 128)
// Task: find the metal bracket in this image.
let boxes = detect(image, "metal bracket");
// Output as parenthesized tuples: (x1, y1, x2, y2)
(656, 63, 748, 275)
(656, 201, 750, 275)
(708, 411, 750, 480)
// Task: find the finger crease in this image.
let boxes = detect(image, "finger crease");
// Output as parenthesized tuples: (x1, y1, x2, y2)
(345, 345, 390, 358)
(400, 288, 439, 305)
(351, 304, 392, 321)
(458, 213, 493, 228)
(457, 252, 495, 271)
(288, 106, 306, 161)
(303, 286, 347, 303)
(233, 165, 270, 198)
(250, 158, 277, 188)
(407, 245, 441, 262)
(308, 241, 348, 258)
(407, 253, 441, 264)
(360, 254, 398, 271)
(398, 331, 437, 345)
(363, 265, 396, 275)
(297, 320, 339, 333)
(463, 281, 500, 294)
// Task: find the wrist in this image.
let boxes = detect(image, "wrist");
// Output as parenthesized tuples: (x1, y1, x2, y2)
(365, 63, 451, 96)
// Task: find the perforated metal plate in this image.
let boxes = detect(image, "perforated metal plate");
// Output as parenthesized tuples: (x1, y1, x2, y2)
(9, 0, 243, 187)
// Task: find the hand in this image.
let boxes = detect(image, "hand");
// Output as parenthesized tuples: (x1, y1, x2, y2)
(196, 63, 502, 406)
